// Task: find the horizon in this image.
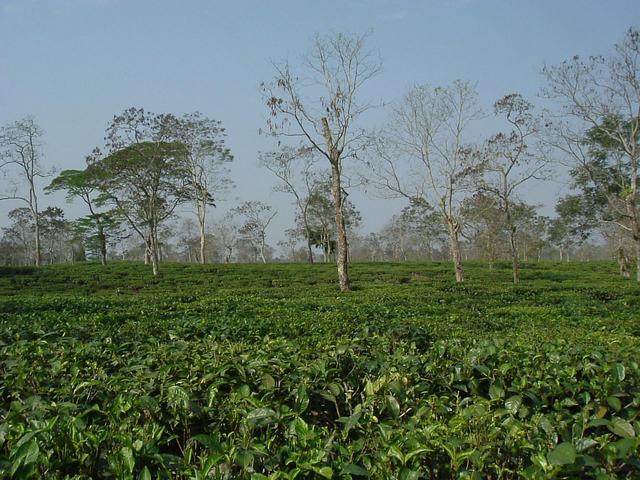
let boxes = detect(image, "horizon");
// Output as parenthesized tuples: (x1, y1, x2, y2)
(1, 0, 638, 245)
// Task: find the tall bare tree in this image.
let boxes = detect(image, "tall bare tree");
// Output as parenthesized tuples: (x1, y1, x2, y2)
(0, 117, 49, 266)
(167, 112, 233, 264)
(214, 212, 239, 264)
(479, 94, 548, 284)
(260, 146, 324, 263)
(543, 28, 640, 281)
(368, 81, 484, 282)
(233, 201, 277, 264)
(262, 31, 381, 291)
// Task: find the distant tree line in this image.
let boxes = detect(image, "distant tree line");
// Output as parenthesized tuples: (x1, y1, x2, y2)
(1, 28, 638, 287)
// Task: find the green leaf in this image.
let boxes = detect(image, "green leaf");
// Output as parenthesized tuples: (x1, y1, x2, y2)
(139, 466, 151, 480)
(339, 411, 362, 435)
(10, 439, 39, 477)
(399, 467, 420, 480)
(246, 408, 277, 425)
(504, 395, 522, 415)
(342, 463, 368, 476)
(489, 384, 504, 400)
(608, 418, 635, 438)
(121, 446, 135, 473)
(614, 363, 625, 381)
(191, 433, 222, 452)
(317, 466, 333, 478)
(386, 395, 401, 418)
(261, 373, 276, 390)
(547, 442, 576, 465)
(606, 396, 621, 412)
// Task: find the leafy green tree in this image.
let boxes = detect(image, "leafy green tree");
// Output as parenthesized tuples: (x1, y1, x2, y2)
(303, 182, 361, 262)
(461, 193, 506, 269)
(548, 196, 589, 261)
(88, 108, 190, 275)
(46, 167, 117, 265)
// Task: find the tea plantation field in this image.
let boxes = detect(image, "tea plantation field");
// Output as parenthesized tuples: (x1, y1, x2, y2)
(0, 261, 638, 479)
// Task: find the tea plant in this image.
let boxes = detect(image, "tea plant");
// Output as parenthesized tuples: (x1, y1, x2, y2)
(0, 261, 638, 478)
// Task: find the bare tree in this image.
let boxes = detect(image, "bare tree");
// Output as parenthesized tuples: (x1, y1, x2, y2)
(543, 28, 640, 281)
(214, 212, 240, 264)
(233, 201, 277, 264)
(262, 31, 381, 291)
(479, 94, 549, 284)
(368, 81, 484, 282)
(168, 112, 233, 264)
(0, 117, 49, 266)
(260, 146, 325, 263)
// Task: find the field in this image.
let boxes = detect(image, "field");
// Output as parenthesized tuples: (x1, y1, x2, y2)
(0, 261, 638, 479)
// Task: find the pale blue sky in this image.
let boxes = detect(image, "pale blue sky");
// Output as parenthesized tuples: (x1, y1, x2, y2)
(1, 0, 638, 238)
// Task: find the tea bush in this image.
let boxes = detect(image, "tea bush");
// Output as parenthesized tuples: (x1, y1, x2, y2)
(0, 261, 638, 478)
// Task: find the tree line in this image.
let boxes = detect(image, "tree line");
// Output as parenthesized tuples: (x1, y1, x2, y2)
(1, 28, 638, 288)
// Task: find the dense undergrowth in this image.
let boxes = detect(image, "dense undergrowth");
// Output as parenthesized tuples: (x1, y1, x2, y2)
(0, 261, 638, 479)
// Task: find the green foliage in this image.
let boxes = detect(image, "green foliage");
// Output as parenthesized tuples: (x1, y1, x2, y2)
(0, 261, 638, 478)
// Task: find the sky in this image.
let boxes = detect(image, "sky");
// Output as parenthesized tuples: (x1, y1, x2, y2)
(1, 0, 638, 243)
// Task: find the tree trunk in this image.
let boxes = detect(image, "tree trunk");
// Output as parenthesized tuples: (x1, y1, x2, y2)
(509, 228, 520, 285)
(144, 237, 151, 265)
(635, 236, 640, 283)
(98, 226, 107, 266)
(330, 163, 350, 292)
(33, 214, 41, 267)
(150, 230, 159, 276)
(306, 238, 314, 264)
(260, 234, 267, 264)
(322, 117, 350, 292)
(446, 219, 464, 283)
(198, 203, 207, 264)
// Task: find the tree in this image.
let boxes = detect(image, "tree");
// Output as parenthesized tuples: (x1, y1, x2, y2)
(262, 31, 381, 291)
(304, 181, 362, 262)
(176, 217, 201, 263)
(461, 193, 506, 269)
(548, 196, 589, 261)
(166, 112, 233, 264)
(213, 213, 240, 264)
(368, 81, 484, 282)
(480, 93, 548, 283)
(72, 212, 121, 263)
(89, 108, 189, 275)
(2, 208, 34, 265)
(516, 213, 549, 262)
(543, 28, 640, 280)
(0, 117, 49, 266)
(260, 146, 325, 263)
(39, 207, 72, 264)
(46, 166, 114, 265)
(233, 201, 277, 264)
